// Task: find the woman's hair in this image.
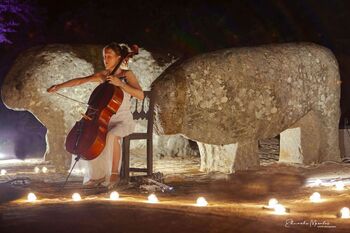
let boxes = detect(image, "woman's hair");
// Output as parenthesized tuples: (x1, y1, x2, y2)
(104, 42, 129, 57)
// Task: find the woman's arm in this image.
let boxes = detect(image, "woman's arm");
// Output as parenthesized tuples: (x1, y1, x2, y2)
(47, 72, 104, 93)
(106, 70, 144, 100)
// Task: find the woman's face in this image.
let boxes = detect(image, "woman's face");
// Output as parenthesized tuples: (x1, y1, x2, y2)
(103, 48, 120, 70)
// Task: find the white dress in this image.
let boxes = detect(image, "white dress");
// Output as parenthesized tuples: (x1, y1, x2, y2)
(71, 77, 136, 184)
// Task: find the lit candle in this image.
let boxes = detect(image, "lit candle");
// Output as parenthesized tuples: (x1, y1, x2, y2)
(110, 191, 119, 200)
(27, 193, 37, 202)
(0, 169, 7, 176)
(340, 207, 350, 219)
(34, 167, 40, 173)
(196, 197, 208, 207)
(310, 192, 321, 203)
(72, 193, 81, 201)
(335, 181, 345, 191)
(148, 194, 158, 203)
(268, 198, 278, 208)
(274, 204, 286, 215)
(42, 167, 48, 173)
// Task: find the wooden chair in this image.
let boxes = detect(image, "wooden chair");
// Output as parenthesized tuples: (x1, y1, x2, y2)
(121, 90, 154, 180)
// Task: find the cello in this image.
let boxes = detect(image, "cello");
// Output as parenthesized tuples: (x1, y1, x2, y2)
(65, 44, 139, 161)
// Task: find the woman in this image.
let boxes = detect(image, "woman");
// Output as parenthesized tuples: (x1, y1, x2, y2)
(47, 43, 144, 188)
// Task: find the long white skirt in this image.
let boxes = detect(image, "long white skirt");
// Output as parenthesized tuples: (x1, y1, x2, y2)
(70, 111, 135, 184)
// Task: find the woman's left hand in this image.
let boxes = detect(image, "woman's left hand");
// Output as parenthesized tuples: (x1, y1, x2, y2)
(106, 75, 125, 87)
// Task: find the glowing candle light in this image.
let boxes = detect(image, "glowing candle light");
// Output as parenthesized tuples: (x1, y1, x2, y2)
(0, 169, 7, 175)
(42, 167, 48, 173)
(72, 193, 81, 201)
(310, 192, 321, 203)
(34, 167, 40, 173)
(340, 207, 350, 219)
(274, 204, 286, 215)
(147, 194, 158, 203)
(268, 198, 279, 208)
(335, 181, 345, 191)
(27, 193, 37, 202)
(110, 191, 119, 200)
(196, 197, 208, 207)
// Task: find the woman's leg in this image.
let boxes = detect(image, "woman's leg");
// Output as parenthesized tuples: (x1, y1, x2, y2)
(110, 136, 121, 182)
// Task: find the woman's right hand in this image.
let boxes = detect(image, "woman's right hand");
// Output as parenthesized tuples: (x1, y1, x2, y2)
(47, 84, 61, 93)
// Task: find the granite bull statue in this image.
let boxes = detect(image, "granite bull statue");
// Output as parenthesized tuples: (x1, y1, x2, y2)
(151, 43, 341, 172)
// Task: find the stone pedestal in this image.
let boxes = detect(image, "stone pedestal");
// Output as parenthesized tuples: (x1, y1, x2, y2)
(197, 140, 259, 173)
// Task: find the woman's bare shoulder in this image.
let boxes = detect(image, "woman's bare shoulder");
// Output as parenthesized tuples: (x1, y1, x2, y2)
(124, 69, 136, 78)
(88, 70, 108, 82)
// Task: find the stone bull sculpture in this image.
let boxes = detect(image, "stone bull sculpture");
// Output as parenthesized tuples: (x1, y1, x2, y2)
(152, 43, 341, 172)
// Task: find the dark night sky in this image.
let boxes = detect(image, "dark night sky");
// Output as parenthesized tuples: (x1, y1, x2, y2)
(0, 0, 350, 159)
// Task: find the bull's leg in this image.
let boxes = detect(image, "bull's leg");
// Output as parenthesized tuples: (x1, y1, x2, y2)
(314, 106, 341, 162)
(280, 109, 341, 164)
(197, 140, 259, 173)
(232, 140, 260, 171)
(280, 111, 321, 164)
(311, 75, 341, 162)
(45, 131, 71, 171)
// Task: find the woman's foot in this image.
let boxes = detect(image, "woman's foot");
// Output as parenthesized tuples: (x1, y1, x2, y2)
(102, 173, 120, 190)
(83, 177, 105, 187)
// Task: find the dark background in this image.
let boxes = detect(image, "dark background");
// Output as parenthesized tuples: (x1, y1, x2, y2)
(0, 0, 349, 160)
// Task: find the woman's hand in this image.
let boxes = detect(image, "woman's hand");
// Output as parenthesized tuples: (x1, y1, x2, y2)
(106, 75, 125, 88)
(47, 84, 61, 93)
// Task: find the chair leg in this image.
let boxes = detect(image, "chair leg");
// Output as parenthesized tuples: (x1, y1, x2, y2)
(147, 138, 153, 176)
(121, 139, 125, 179)
(123, 138, 130, 181)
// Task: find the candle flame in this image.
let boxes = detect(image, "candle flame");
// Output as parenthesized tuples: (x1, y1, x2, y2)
(110, 191, 119, 200)
(196, 197, 208, 207)
(268, 198, 278, 208)
(0, 169, 7, 176)
(274, 204, 286, 215)
(72, 193, 81, 201)
(341, 207, 350, 219)
(148, 194, 158, 203)
(310, 192, 321, 203)
(27, 193, 37, 202)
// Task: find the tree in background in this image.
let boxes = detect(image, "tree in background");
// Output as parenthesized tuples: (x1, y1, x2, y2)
(0, 0, 44, 45)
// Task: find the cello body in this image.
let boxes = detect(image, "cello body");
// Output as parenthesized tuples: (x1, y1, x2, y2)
(65, 83, 123, 160)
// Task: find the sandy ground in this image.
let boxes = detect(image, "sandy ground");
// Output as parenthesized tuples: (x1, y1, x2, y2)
(1, 156, 350, 233)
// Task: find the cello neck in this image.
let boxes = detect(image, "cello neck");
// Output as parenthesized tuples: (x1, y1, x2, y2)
(110, 44, 139, 76)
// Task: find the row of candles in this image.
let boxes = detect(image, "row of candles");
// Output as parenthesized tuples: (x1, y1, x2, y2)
(0, 167, 49, 175)
(26, 191, 208, 206)
(265, 178, 350, 218)
(266, 195, 349, 218)
(24, 190, 349, 218)
(1, 167, 87, 175)
(2, 168, 349, 219)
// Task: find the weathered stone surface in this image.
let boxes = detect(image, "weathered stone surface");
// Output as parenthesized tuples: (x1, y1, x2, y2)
(152, 43, 341, 172)
(1, 44, 198, 171)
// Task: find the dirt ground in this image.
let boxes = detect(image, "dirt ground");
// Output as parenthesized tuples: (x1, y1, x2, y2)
(1, 157, 350, 233)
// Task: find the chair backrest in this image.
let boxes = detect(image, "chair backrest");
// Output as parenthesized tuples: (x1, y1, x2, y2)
(129, 90, 154, 135)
